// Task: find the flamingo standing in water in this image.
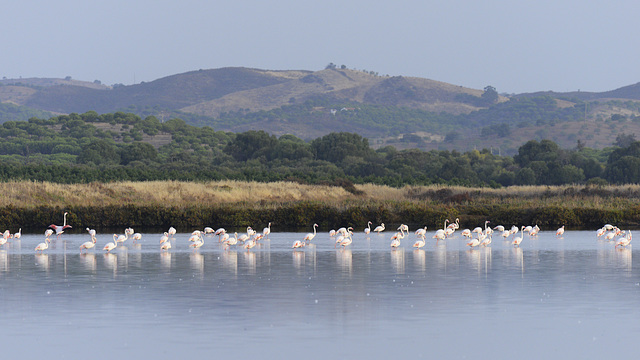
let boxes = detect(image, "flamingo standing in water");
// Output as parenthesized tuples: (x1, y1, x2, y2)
(168, 227, 177, 238)
(224, 233, 238, 249)
(35, 237, 50, 253)
(13, 228, 21, 240)
(303, 224, 319, 242)
(615, 231, 632, 248)
(49, 212, 72, 239)
(189, 233, 204, 250)
(160, 241, 172, 251)
(364, 221, 372, 235)
(340, 233, 353, 248)
(80, 236, 97, 253)
(292, 239, 305, 249)
(263, 222, 272, 238)
(512, 226, 525, 247)
(373, 223, 385, 233)
(131, 232, 142, 243)
(413, 234, 426, 249)
(556, 226, 565, 237)
(103, 234, 118, 252)
(159, 232, 169, 244)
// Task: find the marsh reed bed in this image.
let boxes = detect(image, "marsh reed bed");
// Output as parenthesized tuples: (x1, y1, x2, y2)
(1, 181, 640, 231)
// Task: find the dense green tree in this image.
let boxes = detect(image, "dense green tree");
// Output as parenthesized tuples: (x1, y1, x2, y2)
(77, 139, 120, 165)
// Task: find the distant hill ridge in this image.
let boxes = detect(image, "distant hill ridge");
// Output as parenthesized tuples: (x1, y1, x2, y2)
(2, 67, 640, 154)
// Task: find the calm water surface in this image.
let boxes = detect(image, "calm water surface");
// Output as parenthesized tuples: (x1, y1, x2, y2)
(0, 230, 637, 359)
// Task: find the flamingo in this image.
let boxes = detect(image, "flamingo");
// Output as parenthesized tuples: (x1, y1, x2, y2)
(168, 227, 177, 237)
(303, 224, 319, 242)
(467, 237, 481, 248)
(243, 238, 256, 251)
(510, 225, 519, 235)
(329, 229, 337, 237)
(415, 226, 428, 237)
(493, 225, 505, 232)
(603, 224, 614, 231)
(448, 218, 460, 230)
(604, 231, 617, 241)
(615, 231, 632, 248)
(189, 233, 204, 250)
(461, 229, 472, 238)
(340, 233, 353, 248)
(390, 226, 406, 247)
(220, 232, 230, 244)
(364, 221, 372, 235)
(161, 241, 172, 251)
(125, 228, 134, 237)
(49, 211, 72, 239)
(246, 227, 256, 237)
(131, 233, 142, 243)
(292, 239, 305, 248)
(224, 233, 238, 249)
(413, 234, 426, 249)
(596, 228, 606, 237)
(86, 227, 96, 239)
(529, 225, 540, 236)
(80, 236, 97, 253)
(103, 234, 118, 252)
(512, 226, 525, 247)
(236, 232, 250, 244)
(556, 226, 565, 237)
(0, 236, 7, 247)
(159, 232, 169, 244)
(3, 230, 11, 242)
(263, 222, 272, 237)
(116, 232, 128, 244)
(373, 223, 385, 233)
(203, 227, 215, 235)
(13, 228, 21, 239)
(35, 237, 50, 253)
(44, 229, 54, 238)
(480, 233, 492, 247)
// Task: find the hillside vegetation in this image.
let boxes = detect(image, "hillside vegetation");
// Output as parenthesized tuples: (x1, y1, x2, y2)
(1, 111, 640, 188)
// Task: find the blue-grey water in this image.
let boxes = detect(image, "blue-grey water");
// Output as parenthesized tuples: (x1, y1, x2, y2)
(0, 229, 637, 359)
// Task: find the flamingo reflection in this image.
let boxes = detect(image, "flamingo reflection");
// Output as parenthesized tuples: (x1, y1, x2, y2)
(391, 248, 405, 274)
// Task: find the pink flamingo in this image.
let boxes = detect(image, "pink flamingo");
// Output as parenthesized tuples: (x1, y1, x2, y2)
(103, 234, 118, 252)
(303, 224, 318, 242)
(364, 221, 372, 235)
(80, 236, 97, 253)
(35, 237, 51, 253)
(49, 212, 72, 239)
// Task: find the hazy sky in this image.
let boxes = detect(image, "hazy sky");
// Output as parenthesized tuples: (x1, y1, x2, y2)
(3, 0, 639, 94)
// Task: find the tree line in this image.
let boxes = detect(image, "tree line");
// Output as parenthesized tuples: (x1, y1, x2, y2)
(0, 111, 638, 186)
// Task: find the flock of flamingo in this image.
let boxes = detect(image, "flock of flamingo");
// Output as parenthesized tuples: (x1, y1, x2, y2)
(0, 212, 632, 253)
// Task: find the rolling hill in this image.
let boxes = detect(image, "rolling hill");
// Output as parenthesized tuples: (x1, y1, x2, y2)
(2, 67, 640, 154)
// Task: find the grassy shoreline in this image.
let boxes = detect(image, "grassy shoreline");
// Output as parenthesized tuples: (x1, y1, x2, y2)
(1, 181, 639, 232)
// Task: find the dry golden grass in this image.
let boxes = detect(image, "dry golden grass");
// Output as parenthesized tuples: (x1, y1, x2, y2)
(2, 180, 640, 211)
(0, 180, 357, 208)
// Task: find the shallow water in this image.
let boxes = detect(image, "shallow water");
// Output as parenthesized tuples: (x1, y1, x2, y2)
(0, 230, 637, 359)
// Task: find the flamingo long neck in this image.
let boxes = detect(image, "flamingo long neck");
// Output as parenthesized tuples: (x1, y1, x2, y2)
(63, 213, 67, 227)
(313, 225, 317, 236)
(443, 219, 449, 231)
